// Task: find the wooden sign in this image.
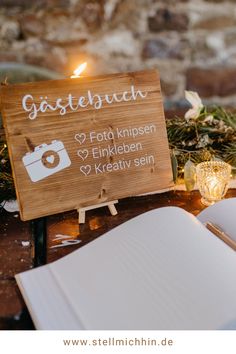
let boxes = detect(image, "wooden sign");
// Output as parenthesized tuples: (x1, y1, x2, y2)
(1, 69, 173, 221)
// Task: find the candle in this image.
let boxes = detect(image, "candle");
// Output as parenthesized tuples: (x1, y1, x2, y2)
(196, 161, 231, 206)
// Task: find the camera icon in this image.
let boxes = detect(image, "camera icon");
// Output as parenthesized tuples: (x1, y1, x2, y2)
(22, 140, 71, 182)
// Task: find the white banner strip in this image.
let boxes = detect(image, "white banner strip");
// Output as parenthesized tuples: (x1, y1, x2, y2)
(1, 330, 236, 354)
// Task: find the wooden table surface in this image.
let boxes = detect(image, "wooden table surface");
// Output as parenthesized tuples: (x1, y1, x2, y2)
(1, 189, 236, 330)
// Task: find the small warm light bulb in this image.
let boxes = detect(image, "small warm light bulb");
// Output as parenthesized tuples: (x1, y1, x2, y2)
(0, 144, 7, 154)
(71, 62, 87, 78)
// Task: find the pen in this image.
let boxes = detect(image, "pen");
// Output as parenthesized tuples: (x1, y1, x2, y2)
(205, 222, 236, 251)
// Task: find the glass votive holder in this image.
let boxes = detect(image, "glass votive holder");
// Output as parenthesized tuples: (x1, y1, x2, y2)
(196, 161, 231, 206)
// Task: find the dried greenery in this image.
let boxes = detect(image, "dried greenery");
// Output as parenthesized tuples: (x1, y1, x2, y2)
(167, 105, 236, 179)
(0, 141, 15, 203)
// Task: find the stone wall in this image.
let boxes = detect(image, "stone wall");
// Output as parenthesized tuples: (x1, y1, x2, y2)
(1, 0, 236, 109)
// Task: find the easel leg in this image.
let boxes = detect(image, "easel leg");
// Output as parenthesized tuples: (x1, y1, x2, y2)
(31, 217, 47, 267)
(78, 210, 85, 224)
(108, 203, 118, 216)
(77, 200, 118, 224)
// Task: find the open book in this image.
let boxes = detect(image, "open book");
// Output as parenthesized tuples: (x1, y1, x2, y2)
(15, 198, 236, 330)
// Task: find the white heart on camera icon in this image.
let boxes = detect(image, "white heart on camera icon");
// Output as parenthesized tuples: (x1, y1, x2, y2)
(80, 165, 91, 176)
(77, 149, 89, 161)
(74, 133, 86, 145)
(46, 155, 55, 164)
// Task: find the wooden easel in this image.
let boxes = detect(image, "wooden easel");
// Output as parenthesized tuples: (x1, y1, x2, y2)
(77, 200, 118, 224)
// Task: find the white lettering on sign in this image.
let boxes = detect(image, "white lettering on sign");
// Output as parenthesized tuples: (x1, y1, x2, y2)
(116, 125, 156, 138)
(92, 142, 143, 159)
(22, 85, 148, 120)
(88, 124, 157, 143)
(74, 123, 158, 177)
(94, 159, 132, 174)
(90, 130, 114, 142)
(78, 155, 155, 176)
(134, 154, 155, 166)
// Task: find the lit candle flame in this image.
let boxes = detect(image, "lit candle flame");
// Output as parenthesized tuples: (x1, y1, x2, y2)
(71, 62, 87, 78)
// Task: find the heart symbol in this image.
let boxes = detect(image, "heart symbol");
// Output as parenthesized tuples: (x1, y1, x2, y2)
(80, 165, 91, 176)
(77, 149, 89, 161)
(46, 155, 54, 164)
(75, 133, 86, 145)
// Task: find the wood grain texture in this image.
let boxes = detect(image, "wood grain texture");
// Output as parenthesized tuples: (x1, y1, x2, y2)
(1, 69, 173, 220)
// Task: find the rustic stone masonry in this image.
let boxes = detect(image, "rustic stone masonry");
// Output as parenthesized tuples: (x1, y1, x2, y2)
(1, 0, 236, 109)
